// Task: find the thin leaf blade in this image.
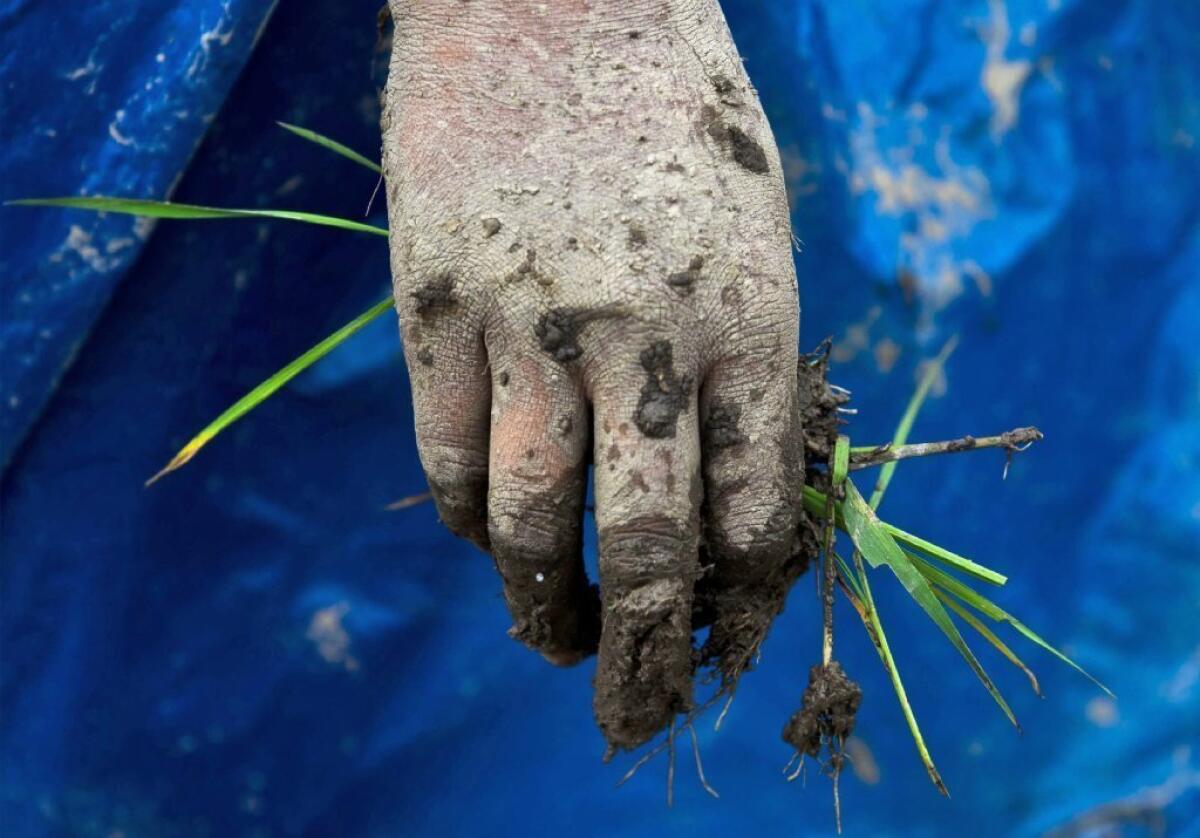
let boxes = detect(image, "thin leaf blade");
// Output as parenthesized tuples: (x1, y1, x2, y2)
(802, 484, 1007, 587)
(833, 434, 850, 486)
(8, 197, 389, 237)
(838, 562, 948, 795)
(276, 121, 383, 174)
(911, 553, 1113, 697)
(146, 297, 394, 485)
(885, 522, 1008, 586)
(842, 479, 1020, 730)
(936, 589, 1041, 696)
(870, 336, 958, 508)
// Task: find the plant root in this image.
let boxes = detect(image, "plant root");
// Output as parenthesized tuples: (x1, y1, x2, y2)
(782, 660, 863, 833)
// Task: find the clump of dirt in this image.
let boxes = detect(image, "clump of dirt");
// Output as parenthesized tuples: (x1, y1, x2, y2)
(666, 255, 705, 295)
(695, 534, 814, 690)
(594, 575, 695, 752)
(797, 338, 849, 465)
(634, 340, 693, 438)
(702, 105, 770, 174)
(410, 274, 458, 319)
(535, 307, 586, 362)
(510, 247, 552, 286)
(692, 344, 842, 688)
(782, 661, 862, 763)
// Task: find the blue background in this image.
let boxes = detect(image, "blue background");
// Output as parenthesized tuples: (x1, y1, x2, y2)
(2, 0, 1197, 835)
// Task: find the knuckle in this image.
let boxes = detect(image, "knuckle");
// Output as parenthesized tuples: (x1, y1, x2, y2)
(488, 470, 585, 564)
(421, 443, 489, 544)
(489, 502, 578, 568)
(705, 487, 799, 577)
(597, 516, 698, 585)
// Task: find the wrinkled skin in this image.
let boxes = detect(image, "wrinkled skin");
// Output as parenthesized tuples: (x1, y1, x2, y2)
(382, 0, 803, 752)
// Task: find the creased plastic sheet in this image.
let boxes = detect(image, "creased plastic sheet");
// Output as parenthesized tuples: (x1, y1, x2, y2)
(1, 1, 1196, 835)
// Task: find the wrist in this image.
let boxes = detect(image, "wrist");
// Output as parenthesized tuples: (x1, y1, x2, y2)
(390, 0, 707, 41)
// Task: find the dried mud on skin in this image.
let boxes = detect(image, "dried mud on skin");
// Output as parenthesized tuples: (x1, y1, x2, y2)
(410, 273, 458, 320)
(634, 340, 694, 439)
(594, 345, 847, 753)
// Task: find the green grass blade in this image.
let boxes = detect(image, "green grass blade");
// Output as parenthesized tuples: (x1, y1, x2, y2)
(884, 523, 1007, 586)
(838, 559, 949, 795)
(802, 484, 1007, 587)
(7, 197, 389, 237)
(910, 555, 1007, 620)
(842, 479, 1020, 730)
(146, 297, 394, 485)
(276, 121, 383, 174)
(833, 553, 866, 601)
(936, 589, 1041, 696)
(833, 434, 850, 486)
(912, 554, 1113, 697)
(870, 336, 958, 509)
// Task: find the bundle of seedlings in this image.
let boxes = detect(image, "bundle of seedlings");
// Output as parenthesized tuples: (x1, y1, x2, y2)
(12, 121, 1109, 831)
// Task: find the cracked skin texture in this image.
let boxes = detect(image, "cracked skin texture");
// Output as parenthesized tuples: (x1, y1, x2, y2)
(383, 0, 806, 752)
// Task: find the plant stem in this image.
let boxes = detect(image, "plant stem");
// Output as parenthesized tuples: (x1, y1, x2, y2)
(849, 426, 1042, 471)
(821, 489, 837, 667)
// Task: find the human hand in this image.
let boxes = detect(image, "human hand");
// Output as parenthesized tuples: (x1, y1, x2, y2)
(382, 0, 805, 752)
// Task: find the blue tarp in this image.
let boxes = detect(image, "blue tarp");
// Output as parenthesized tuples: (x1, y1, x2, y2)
(1, 1, 1197, 835)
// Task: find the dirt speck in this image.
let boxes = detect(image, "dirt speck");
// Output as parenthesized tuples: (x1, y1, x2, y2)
(712, 75, 736, 97)
(704, 399, 746, 449)
(415, 347, 434, 366)
(703, 106, 770, 174)
(666, 255, 705, 295)
(634, 340, 693, 438)
(410, 274, 458, 319)
(514, 248, 537, 277)
(498, 371, 510, 387)
(627, 225, 647, 250)
(481, 217, 502, 238)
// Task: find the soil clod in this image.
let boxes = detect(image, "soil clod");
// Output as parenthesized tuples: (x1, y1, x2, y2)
(666, 256, 704, 295)
(798, 339, 850, 464)
(782, 661, 862, 760)
(535, 307, 586, 362)
(635, 341, 693, 438)
(593, 576, 695, 751)
(481, 217, 502, 238)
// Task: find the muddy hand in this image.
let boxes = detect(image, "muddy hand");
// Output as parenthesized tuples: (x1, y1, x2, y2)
(382, 0, 804, 752)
